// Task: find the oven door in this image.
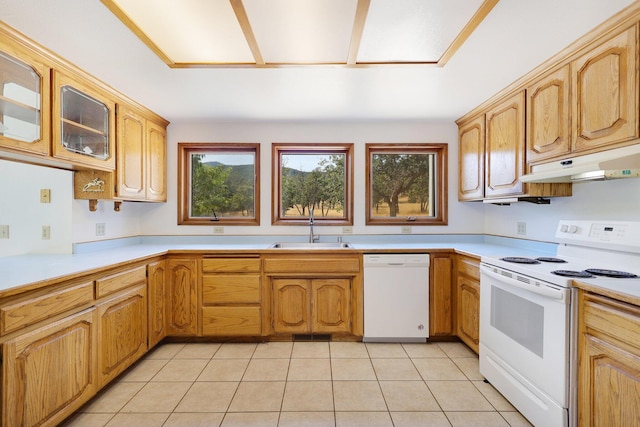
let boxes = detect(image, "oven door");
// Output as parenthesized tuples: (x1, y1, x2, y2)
(480, 264, 571, 427)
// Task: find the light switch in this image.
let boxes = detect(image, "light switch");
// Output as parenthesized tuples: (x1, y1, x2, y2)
(40, 189, 51, 203)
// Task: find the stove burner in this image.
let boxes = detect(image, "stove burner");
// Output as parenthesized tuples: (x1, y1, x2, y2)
(536, 257, 567, 263)
(552, 270, 595, 278)
(584, 269, 639, 278)
(500, 257, 540, 264)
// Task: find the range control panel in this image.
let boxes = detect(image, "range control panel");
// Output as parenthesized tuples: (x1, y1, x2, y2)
(556, 220, 640, 251)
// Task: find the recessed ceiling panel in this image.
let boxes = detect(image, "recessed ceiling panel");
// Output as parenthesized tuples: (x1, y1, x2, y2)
(242, 0, 358, 64)
(358, 0, 486, 63)
(108, 0, 254, 64)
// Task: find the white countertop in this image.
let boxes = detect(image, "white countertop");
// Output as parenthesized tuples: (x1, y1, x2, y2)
(0, 238, 556, 295)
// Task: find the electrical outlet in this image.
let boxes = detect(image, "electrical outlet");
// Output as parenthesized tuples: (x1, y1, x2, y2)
(517, 221, 527, 235)
(213, 226, 224, 234)
(96, 223, 106, 236)
(342, 226, 353, 234)
(401, 226, 412, 234)
(41, 225, 50, 240)
(40, 189, 51, 203)
(0, 225, 9, 239)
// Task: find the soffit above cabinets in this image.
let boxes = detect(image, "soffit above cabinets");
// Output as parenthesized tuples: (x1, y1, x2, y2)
(100, 0, 497, 68)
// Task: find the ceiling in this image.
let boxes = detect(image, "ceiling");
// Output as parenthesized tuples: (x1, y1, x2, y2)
(0, 0, 636, 122)
(100, 0, 496, 67)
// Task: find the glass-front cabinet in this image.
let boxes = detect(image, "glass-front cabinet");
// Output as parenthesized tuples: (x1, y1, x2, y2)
(0, 40, 51, 155)
(52, 71, 116, 170)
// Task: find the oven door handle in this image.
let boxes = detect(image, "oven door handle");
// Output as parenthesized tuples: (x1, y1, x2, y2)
(480, 265, 566, 300)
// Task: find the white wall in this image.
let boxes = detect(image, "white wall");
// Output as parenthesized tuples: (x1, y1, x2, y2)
(484, 178, 640, 242)
(138, 119, 486, 238)
(0, 159, 73, 255)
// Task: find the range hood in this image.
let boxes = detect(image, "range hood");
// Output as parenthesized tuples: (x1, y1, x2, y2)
(520, 144, 640, 183)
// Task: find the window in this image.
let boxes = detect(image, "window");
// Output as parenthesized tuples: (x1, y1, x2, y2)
(272, 143, 353, 225)
(366, 143, 447, 225)
(178, 143, 260, 225)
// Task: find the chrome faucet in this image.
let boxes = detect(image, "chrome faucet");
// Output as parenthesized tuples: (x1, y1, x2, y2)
(309, 208, 320, 243)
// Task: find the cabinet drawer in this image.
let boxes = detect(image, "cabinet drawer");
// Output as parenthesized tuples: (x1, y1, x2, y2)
(582, 292, 640, 350)
(202, 257, 260, 273)
(202, 274, 261, 304)
(202, 306, 261, 336)
(263, 257, 360, 274)
(457, 255, 480, 281)
(0, 281, 94, 335)
(95, 266, 146, 298)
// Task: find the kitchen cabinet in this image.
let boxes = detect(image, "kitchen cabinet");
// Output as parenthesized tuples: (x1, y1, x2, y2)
(52, 70, 116, 170)
(201, 255, 262, 336)
(94, 266, 148, 387)
(148, 260, 167, 348)
(458, 114, 485, 201)
(577, 290, 640, 426)
(272, 278, 351, 334)
(456, 254, 480, 353)
(0, 32, 51, 156)
(429, 252, 455, 337)
(116, 102, 168, 202)
(485, 92, 526, 198)
(263, 253, 362, 337)
(526, 64, 571, 163)
(572, 25, 638, 154)
(2, 308, 97, 427)
(166, 257, 198, 336)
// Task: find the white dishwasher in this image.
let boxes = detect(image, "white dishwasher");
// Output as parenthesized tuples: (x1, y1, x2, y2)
(363, 253, 430, 342)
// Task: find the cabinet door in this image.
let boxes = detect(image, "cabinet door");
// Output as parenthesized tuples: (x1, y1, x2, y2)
(166, 258, 198, 336)
(0, 38, 51, 155)
(2, 309, 97, 427)
(572, 26, 638, 153)
(51, 71, 116, 170)
(312, 278, 351, 333)
(272, 279, 310, 333)
(485, 92, 525, 198)
(146, 119, 167, 201)
(430, 253, 454, 336)
(526, 65, 571, 163)
(458, 114, 485, 200)
(457, 276, 480, 353)
(578, 292, 640, 426)
(116, 104, 146, 200)
(148, 260, 167, 349)
(96, 284, 148, 387)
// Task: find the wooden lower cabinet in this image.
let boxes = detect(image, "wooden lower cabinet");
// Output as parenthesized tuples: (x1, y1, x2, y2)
(2, 308, 97, 427)
(429, 252, 455, 337)
(148, 260, 167, 348)
(166, 257, 198, 336)
(456, 255, 480, 353)
(577, 291, 640, 426)
(272, 278, 351, 334)
(201, 256, 262, 336)
(96, 283, 148, 388)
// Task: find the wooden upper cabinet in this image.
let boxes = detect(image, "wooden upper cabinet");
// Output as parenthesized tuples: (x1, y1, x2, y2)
(0, 35, 51, 156)
(52, 70, 116, 171)
(116, 103, 167, 202)
(572, 25, 638, 153)
(458, 114, 485, 201)
(485, 91, 525, 198)
(526, 65, 572, 163)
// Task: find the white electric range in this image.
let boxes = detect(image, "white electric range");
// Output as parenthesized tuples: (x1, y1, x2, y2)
(479, 220, 640, 427)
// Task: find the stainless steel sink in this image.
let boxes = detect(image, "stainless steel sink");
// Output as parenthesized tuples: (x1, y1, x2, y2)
(269, 242, 353, 249)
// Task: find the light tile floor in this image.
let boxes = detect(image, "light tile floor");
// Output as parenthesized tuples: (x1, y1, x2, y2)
(63, 341, 533, 427)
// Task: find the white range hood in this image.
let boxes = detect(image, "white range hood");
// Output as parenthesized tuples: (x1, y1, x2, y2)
(520, 144, 640, 183)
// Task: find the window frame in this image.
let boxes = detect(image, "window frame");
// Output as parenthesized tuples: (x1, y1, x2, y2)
(365, 143, 448, 226)
(272, 142, 354, 226)
(177, 142, 260, 226)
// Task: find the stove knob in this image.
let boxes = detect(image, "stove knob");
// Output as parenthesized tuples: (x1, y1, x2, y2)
(560, 225, 569, 232)
(568, 225, 578, 233)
